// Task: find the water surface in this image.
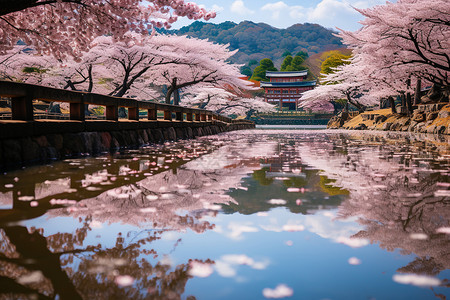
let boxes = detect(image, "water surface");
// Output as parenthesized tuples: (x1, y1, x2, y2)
(0, 130, 449, 299)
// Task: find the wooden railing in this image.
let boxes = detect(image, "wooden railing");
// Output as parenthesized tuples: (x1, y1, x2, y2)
(0, 80, 253, 126)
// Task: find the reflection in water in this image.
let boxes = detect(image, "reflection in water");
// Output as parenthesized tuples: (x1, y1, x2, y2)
(0, 130, 449, 299)
(299, 132, 450, 288)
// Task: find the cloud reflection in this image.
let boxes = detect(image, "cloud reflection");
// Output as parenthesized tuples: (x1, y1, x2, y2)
(215, 254, 270, 278)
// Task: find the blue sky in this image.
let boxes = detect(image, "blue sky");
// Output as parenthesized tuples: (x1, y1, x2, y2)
(173, 0, 388, 31)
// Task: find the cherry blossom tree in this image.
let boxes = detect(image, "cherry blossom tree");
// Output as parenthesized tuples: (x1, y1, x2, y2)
(136, 35, 253, 104)
(341, 0, 449, 86)
(181, 86, 275, 118)
(301, 0, 449, 112)
(301, 57, 378, 113)
(1, 34, 253, 109)
(0, 0, 216, 59)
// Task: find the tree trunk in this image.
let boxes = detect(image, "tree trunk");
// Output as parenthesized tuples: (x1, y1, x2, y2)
(165, 78, 177, 104)
(388, 96, 396, 114)
(406, 92, 413, 115)
(199, 95, 211, 109)
(245, 108, 256, 120)
(173, 89, 180, 106)
(331, 101, 339, 115)
(400, 93, 407, 115)
(3, 226, 83, 300)
(413, 78, 421, 106)
(345, 92, 365, 113)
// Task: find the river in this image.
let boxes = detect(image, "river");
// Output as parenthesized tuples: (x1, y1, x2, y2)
(0, 129, 449, 299)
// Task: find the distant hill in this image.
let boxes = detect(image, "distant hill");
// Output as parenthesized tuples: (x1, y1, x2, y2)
(160, 21, 344, 65)
(304, 48, 353, 80)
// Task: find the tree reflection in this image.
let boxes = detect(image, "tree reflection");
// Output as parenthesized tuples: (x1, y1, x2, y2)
(0, 135, 274, 299)
(0, 222, 205, 299)
(224, 140, 349, 215)
(0, 131, 448, 299)
(298, 132, 450, 286)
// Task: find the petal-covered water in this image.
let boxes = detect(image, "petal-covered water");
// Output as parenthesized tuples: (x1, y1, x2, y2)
(0, 130, 449, 299)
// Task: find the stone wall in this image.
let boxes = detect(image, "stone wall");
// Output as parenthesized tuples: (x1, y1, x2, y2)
(0, 122, 254, 171)
(328, 104, 450, 135)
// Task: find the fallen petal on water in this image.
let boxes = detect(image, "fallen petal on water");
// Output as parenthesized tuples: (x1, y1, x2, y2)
(90, 220, 103, 228)
(348, 257, 361, 265)
(262, 284, 293, 299)
(436, 227, 450, 234)
(336, 236, 369, 248)
(140, 207, 157, 213)
(188, 261, 214, 278)
(434, 190, 450, 197)
(282, 224, 305, 232)
(115, 275, 134, 287)
(17, 271, 44, 285)
(267, 199, 287, 205)
(409, 233, 428, 240)
(393, 274, 441, 287)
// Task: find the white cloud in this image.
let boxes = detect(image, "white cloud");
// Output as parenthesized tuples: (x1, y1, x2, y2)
(261, 1, 289, 19)
(227, 222, 259, 240)
(231, 0, 255, 15)
(289, 5, 305, 19)
(215, 254, 270, 278)
(352, 0, 386, 9)
(212, 4, 224, 12)
(307, 0, 357, 22)
(215, 261, 237, 277)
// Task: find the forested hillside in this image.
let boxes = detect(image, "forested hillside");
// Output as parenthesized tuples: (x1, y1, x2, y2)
(160, 21, 343, 65)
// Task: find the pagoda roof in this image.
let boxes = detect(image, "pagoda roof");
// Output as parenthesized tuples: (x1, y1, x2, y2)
(266, 71, 308, 78)
(260, 81, 316, 88)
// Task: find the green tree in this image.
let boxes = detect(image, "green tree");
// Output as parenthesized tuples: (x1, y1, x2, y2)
(248, 59, 258, 67)
(295, 51, 309, 60)
(280, 55, 293, 71)
(240, 65, 252, 77)
(282, 50, 292, 57)
(250, 58, 277, 81)
(320, 52, 351, 75)
(290, 56, 306, 70)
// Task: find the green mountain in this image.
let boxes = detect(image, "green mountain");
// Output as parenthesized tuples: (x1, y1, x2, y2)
(160, 21, 343, 65)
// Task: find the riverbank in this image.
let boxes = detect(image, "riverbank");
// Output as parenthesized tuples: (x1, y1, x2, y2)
(0, 121, 254, 171)
(328, 103, 450, 135)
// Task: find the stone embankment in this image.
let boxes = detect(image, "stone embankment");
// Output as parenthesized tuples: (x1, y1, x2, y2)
(328, 103, 450, 135)
(0, 122, 253, 170)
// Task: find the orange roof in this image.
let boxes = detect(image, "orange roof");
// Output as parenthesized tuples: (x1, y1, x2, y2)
(239, 76, 260, 88)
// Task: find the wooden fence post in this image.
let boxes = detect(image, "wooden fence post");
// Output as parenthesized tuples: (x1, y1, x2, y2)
(164, 110, 172, 121)
(12, 96, 33, 121)
(106, 105, 118, 121)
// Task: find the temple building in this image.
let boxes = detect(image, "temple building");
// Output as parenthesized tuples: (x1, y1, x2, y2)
(260, 71, 316, 110)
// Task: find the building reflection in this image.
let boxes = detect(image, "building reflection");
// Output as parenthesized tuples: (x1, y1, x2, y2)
(0, 131, 448, 299)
